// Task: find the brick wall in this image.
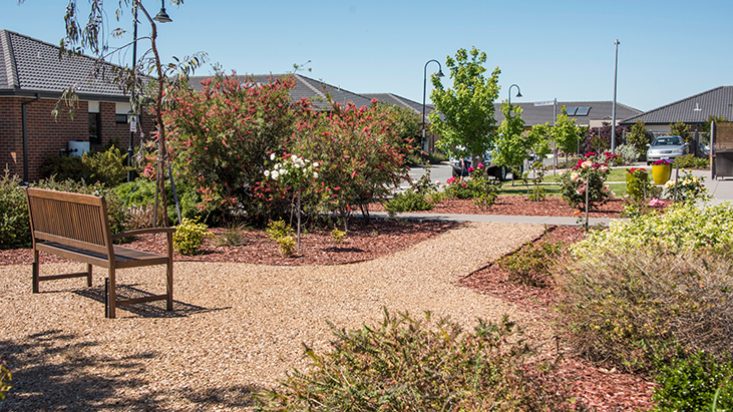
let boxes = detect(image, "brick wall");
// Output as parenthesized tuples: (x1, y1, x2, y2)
(0, 97, 150, 181)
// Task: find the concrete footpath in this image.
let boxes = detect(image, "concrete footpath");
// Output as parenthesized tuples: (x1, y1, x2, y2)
(371, 211, 619, 227)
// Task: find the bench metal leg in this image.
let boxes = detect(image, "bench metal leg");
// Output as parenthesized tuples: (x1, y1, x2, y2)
(86, 264, 93, 287)
(166, 261, 173, 311)
(32, 250, 39, 294)
(107, 268, 117, 319)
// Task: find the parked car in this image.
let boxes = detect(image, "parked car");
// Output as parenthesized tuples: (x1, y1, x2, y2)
(450, 151, 510, 180)
(646, 135, 688, 164)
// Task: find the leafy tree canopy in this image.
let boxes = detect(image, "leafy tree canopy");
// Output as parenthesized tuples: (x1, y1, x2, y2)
(552, 106, 583, 155)
(429, 47, 501, 160)
(492, 103, 527, 172)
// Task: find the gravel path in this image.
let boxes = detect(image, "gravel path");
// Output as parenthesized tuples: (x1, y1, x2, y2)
(0, 222, 545, 411)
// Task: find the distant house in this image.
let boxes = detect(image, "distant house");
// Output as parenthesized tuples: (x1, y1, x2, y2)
(495, 100, 642, 129)
(621, 86, 733, 133)
(0, 29, 147, 181)
(187, 73, 373, 110)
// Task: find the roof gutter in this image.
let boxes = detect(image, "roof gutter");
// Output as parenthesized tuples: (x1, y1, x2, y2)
(21, 93, 40, 184)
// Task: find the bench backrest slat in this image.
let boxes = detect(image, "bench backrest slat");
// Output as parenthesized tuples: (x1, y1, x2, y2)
(26, 188, 111, 255)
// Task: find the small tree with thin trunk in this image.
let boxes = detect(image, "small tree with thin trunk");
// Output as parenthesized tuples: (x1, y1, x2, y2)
(28, 0, 205, 226)
(429, 47, 501, 162)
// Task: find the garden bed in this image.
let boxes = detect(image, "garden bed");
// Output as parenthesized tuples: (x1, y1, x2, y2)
(0, 219, 458, 267)
(459, 226, 656, 411)
(374, 195, 625, 217)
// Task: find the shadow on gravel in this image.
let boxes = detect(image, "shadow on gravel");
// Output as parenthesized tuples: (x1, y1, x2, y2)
(179, 383, 263, 409)
(74, 284, 230, 319)
(0, 329, 159, 410)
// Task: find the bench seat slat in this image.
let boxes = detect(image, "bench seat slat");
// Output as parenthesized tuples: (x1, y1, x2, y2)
(36, 241, 169, 269)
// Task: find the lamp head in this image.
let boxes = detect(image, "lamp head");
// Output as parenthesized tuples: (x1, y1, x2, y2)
(437, 69, 444, 77)
(154, 1, 173, 23)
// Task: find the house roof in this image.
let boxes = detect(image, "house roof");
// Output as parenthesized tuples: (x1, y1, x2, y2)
(188, 73, 374, 110)
(621, 86, 733, 125)
(0, 29, 130, 101)
(361, 92, 433, 115)
(495, 100, 643, 127)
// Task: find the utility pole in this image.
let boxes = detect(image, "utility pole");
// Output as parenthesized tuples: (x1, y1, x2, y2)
(610, 39, 620, 151)
(127, 3, 138, 182)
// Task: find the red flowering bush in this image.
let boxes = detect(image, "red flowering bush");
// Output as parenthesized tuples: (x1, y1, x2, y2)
(290, 101, 410, 223)
(560, 152, 612, 210)
(163, 74, 295, 219)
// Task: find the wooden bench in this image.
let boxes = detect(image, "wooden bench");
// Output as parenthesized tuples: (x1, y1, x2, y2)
(26, 188, 174, 319)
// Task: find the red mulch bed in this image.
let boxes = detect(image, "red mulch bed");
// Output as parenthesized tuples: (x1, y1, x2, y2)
(0, 219, 457, 267)
(459, 226, 656, 411)
(373, 195, 624, 217)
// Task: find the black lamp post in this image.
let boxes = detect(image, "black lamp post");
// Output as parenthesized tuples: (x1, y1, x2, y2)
(508, 83, 522, 106)
(422, 59, 444, 152)
(154, 0, 173, 23)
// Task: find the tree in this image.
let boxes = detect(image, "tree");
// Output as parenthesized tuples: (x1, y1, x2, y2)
(36, 0, 205, 225)
(626, 121, 651, 156)
(670, 121, 691, 143)
(429, 47, 501, 161)
(552, 107, 583, 157)
(492, 103, 528, 174)
(527, 123, 552, 160)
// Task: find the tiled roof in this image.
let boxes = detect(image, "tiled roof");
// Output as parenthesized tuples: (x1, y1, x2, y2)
(495, 100, 642, 127)
(0, 29, 129, 100)
(621, 86, 733, 124)
(188, 73, 373, 110)
(362, 92, 432, 115)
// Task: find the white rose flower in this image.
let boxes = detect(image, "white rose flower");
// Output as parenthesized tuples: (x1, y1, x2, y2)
(313, 162, 320, 168)
(570, 172, 579, 182)
(270, 153, 276, 161)
(264, 170, 270, 177)
(271, 170, 280, 180)
(294, 162, 302, 169)
(291, 154, 298, 162)
(581, 160, 593, 169)
(599, 165, 609, 173)
(313, 172, 319, 178)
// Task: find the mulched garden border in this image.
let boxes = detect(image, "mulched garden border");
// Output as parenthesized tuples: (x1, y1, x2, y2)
(0, 219, 459, 267)
(459, 226, 656, 411)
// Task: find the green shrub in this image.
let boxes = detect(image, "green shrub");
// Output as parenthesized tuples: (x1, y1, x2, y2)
(81, 145, 130, 186)
(445, 168, 502, 203)
(625, 167, 652, 203)
(615, 144, 641, 164)
(0, 170, 30, 248)
(559, 247, 733, 373)
(39, 155, 89, 182)
(673, 154, 709, 170)
(664, 171, 710, 203)
(384, 190, 433, 214)
(0, 363, 11, 401)
(573, 202, 733, 257)
(266, 220, 296, 257)
(499, 242, 562, 287)
(330, 228, 347, 244)
(255, 310, 567, 411)
(173, 218, 209, 255)
(114, 178, 203, 224)
(653, 351, 733, 411)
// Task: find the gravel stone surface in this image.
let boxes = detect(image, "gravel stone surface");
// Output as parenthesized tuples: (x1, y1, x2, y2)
(0, 222, 545, 411)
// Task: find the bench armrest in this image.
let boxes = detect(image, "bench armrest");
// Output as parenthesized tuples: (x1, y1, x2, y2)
(112, 227, 176, 240)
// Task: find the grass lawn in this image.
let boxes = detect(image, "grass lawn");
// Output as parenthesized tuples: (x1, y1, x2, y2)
(543, 167, 643, 184)
(500, 182, 627, 197)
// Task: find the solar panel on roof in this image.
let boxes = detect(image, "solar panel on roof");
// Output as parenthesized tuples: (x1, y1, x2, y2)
(575, 106, 591, 116)
(565, 106, 578, 115)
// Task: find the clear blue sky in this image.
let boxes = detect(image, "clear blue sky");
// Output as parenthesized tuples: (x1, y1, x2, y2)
(4, 0, 732, 111)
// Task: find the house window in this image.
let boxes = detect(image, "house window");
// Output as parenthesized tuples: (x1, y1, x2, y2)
(115, 102, 131, 125)
(89, 112, 102, 143)
(115, 113, 128, 124)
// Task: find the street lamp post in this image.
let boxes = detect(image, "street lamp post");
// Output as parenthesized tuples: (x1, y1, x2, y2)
(422, 59, 444, 152)
(507, 83, 522, 106)
(127, 3, 139, 182)
(610, 39, 620, 151)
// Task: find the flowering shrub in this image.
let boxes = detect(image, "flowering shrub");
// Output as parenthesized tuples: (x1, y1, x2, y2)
(625, 167, 652, 203)
(264, 153, 320, 250)
(291, 101, 410, 223)
(164, 74, 295, 218)
(652, 159, 673, 166)
(664, 172, 709, 203)
(445, 164, 501, 207)
(560, 153, 611, 210)
(614, 144, 640, 164)
(602, 151, 623, 166)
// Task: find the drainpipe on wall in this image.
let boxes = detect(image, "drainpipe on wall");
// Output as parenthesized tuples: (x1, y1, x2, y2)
(21, 94, 40, 184)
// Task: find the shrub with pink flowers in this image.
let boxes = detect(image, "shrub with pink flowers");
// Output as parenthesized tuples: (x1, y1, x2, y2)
(560, 152, 612, 210)
(445, 164, 501, 207)
(164, 73, 295, 220)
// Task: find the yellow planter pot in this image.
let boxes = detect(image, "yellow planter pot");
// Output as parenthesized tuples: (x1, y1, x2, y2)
(651, 164, 672, 185)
